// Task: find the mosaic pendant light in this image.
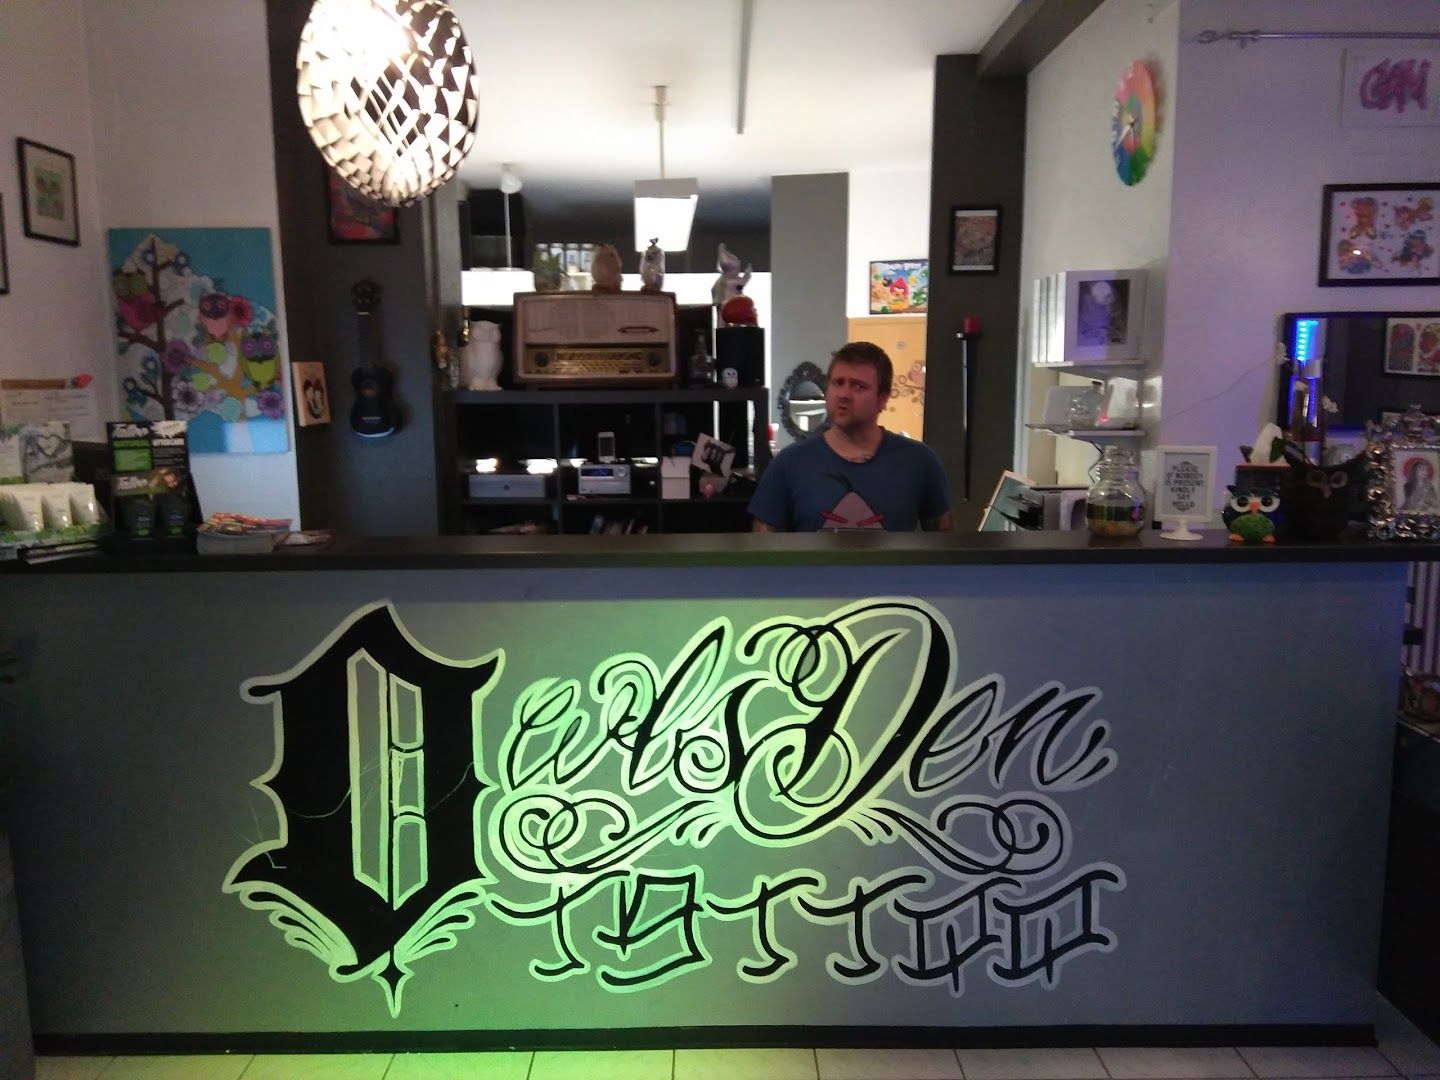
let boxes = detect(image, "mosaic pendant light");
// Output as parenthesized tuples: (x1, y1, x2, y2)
(297, 0, 480, 206)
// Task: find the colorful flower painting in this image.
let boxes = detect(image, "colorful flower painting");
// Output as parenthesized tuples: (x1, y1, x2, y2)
(1321, 184, 1440, 286)
(869, 259, 929, 315)
(107, 228, 287, 454)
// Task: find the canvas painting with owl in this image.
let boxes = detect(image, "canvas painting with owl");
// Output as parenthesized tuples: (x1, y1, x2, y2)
(106, 228, 286, 454)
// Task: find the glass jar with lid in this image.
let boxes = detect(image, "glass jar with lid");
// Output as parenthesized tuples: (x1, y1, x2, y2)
(1085, 445, 1147, 538)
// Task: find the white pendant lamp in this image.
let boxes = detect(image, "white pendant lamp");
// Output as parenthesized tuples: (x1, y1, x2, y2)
(634, 86, 698, 253)
(297, 0, 481, 206)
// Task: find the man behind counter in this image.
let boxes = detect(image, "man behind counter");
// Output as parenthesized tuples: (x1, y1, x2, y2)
(749, 341, 953, 532)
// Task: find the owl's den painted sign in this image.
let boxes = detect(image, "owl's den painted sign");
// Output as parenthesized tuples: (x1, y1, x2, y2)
(224, 599, 1124, 1016)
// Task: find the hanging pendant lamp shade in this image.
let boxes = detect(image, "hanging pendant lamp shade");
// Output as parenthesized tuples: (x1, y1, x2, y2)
(297, 0, 480, 206)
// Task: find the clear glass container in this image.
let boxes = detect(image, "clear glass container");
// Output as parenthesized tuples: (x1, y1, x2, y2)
(1086, 445, 1146, 538)
(1067, 380, 1103, 430)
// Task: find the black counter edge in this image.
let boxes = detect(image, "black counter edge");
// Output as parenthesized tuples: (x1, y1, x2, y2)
(4, 532, 1439, 574)
(35, 1022, 1374, 1054)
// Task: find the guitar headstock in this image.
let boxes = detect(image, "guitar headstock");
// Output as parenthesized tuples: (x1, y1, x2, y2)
(352, 278, 383, 314)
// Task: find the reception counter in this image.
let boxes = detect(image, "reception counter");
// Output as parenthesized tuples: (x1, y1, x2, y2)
(0, 532, 1429, 1051)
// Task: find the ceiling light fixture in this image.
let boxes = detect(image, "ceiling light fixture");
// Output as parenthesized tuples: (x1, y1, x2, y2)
(633, 85, 699, 253)
(297, 0, 481, 206)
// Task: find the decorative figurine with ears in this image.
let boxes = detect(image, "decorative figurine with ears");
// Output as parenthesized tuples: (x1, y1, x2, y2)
(1279, 442, 1366, 541)
(639, 238, 665, 292)
(590, 243, 623, 292)
(459, 320, 503, 391)
(711, 243, 752, 309)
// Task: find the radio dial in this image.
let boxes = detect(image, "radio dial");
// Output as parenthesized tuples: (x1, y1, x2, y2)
(534, 351, 550, 368)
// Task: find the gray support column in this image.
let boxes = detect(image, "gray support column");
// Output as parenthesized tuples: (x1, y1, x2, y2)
(770, 174, 848, 451)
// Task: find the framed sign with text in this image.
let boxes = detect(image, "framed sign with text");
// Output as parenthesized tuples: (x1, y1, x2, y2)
(1156, 445, 1215, 539)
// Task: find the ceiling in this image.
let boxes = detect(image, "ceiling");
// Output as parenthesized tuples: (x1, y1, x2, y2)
(450, 0, 1022, 229)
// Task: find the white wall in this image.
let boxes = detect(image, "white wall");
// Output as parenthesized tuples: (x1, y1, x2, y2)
(83, 0, 299, 524)
(845, 168, 930, 320)
(1018, 0, 1180, 486)
(0, 0, 298, 523)
(0, 1, 112, 410)
(1162, 0, 1440, 492)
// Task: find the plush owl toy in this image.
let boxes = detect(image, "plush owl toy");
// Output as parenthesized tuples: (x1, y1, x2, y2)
(1223, 485, 1281, 544)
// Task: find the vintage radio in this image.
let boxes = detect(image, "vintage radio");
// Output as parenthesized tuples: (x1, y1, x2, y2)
(513, 291, 677, 386)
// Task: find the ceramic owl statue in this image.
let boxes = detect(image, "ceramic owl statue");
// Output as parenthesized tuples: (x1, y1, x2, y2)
(1280, 446, 1366, 541)
(639, 238, 665, 292)
(590, 243, 623, 292)
(460, 319, 503, 391)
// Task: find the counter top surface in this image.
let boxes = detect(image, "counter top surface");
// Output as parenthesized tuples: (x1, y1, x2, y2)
(5, 528, 1440, 573)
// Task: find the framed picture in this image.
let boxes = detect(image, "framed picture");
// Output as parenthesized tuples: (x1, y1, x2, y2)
(1368, 407, 1440, 540)
(1060, 268, 1147, 363)
(0, 193, 9, 295)
(17, 138, 79, 246)
(1319, 183, 1439, 286)
(1156, 445, 1216, 523)
(868, 259, 928, 315)
(1340, 48, 1440, 129)
(291, 361, 331, 427)
(1384, 316, 1440, 375)
(950, 206, 1000, 274)
(326, 171, 399, 244)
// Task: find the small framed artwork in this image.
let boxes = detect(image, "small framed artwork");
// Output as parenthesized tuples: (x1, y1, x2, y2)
(1384, 316, 1440, 375)
(1060, 268, 1147, 363)
(17, 138, 79, 246)
(1368, 407, 1440, 539)
(950, 206, 1000, 274)
(1319, 183, 1439, 286)
(326, 171, 399, 244)
(1156, 445, 1216, 537)
(0, 194, 9, 295)
(868, 259, 928, 315)
(291, 361, 331, 427)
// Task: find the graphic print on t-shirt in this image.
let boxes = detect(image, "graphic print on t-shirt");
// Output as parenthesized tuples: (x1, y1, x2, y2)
(818, 473, 885, 530)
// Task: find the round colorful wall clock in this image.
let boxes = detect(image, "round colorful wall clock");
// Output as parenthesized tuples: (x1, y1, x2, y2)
(1111, 60, 1157, 186)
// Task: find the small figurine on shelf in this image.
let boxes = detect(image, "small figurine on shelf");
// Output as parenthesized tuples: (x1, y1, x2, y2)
(590, 243, 623, 292)
(532, 246, 564, 293)
(460, 320, 503, 391)
(1223, 485, 1280, 543)
(639, 238, 665, 292)
(719, 293, 757, 328)
(711, 243, 752, 310)
(688, 331, 715, 385)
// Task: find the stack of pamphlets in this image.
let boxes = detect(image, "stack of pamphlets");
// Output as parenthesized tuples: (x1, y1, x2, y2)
(195, 512, 292, 555)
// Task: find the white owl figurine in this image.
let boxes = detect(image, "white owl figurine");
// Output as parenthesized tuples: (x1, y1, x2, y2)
(639, 238, 665, 292)
(460, 320, 503, 391)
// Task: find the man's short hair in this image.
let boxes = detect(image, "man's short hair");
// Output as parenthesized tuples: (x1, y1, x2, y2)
(829, 341, 893, 396)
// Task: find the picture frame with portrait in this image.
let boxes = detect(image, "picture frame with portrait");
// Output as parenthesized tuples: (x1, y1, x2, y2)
(1060, 268, 1147, 363)
(1367, 406, 1440, 540)
(291, 361, 331, 427)
(325, 171, 400, 245)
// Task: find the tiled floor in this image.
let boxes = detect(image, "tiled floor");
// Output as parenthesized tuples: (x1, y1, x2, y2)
(30, 995, 1440, 1080)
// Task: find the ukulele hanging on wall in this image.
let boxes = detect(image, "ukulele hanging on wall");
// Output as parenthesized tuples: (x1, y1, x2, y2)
(350, 278, 401, 438)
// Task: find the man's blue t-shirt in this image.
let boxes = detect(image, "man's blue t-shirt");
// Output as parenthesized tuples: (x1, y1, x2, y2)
(748, 431, 950, 531)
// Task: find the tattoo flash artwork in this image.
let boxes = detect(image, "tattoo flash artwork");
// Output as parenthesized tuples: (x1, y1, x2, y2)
(224, 598, 1125, 1015)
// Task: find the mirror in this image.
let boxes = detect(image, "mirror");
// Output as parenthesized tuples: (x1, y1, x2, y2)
(778, 361, 828, 440)
(1278, 312, 1440, 438)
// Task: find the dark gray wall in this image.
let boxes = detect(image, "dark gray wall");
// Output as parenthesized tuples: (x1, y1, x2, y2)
(771, 174, 848, 450)
(268, 0, 442, 536)
(926, 56, 1027, 529)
